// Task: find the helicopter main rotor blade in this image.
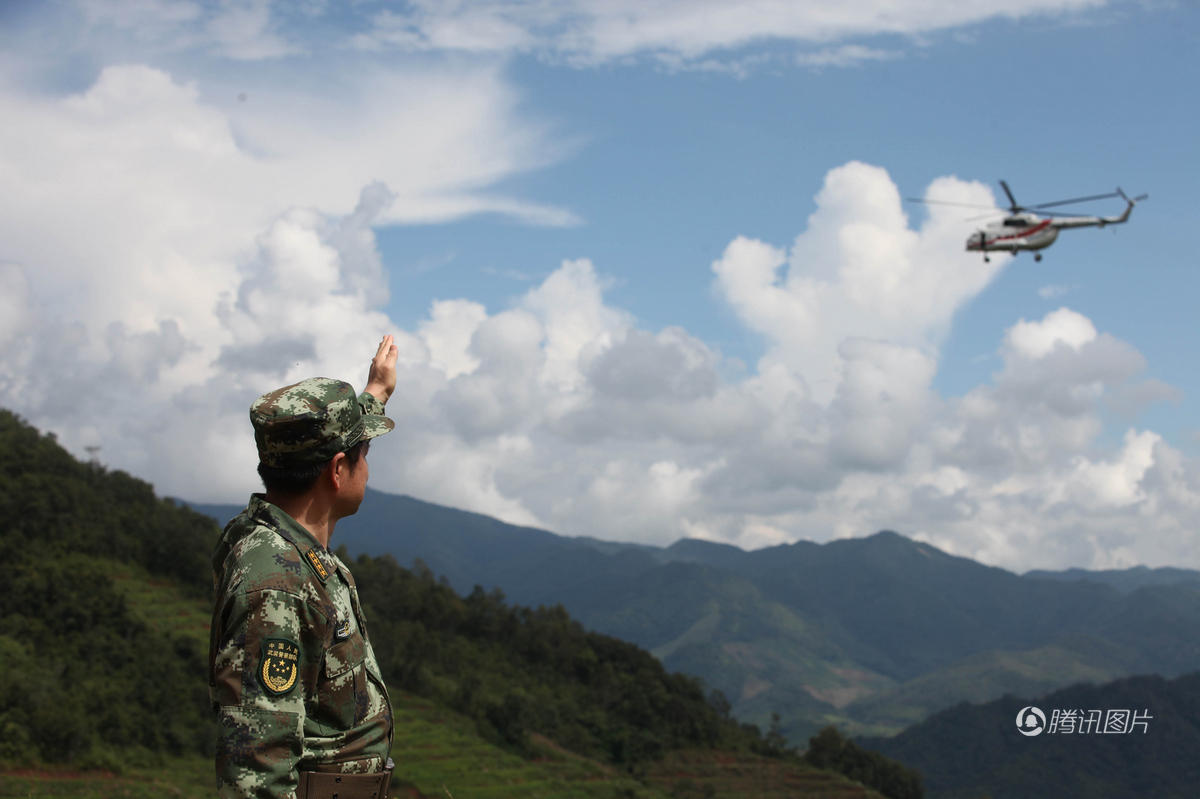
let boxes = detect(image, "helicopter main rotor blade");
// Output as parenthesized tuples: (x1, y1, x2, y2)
(999, 180, 1019, 211)
(905, 197, 996, 209)
(1030, 191, 1123, 209)
(964, 209, 1109, 222)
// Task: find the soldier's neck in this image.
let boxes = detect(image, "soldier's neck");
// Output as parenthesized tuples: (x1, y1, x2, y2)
(265, 491, 336, 549)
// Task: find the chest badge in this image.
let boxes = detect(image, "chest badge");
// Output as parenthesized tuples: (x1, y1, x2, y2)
(259, 638, 300, 696)
(335, 617, 353, 641)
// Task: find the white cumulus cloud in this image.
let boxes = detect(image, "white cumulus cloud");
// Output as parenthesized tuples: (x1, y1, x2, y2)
(354, 0, 1107, 69)
(3, 2, 1194, 575)
(713, 161, 1002, 403)
(1007, 307, 1097, 359)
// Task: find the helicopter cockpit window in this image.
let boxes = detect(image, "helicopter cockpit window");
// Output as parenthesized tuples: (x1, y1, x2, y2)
(1003, 218, 1029, 227)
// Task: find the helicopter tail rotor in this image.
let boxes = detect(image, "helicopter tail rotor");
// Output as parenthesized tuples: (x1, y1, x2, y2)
(1116, 187, 1149, 204)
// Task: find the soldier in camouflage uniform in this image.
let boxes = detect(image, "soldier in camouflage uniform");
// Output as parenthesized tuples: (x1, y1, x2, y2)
(210, 337, 400, 799)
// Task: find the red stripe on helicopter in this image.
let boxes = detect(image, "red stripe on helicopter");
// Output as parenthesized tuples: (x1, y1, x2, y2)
(985, 219, 1053, 244)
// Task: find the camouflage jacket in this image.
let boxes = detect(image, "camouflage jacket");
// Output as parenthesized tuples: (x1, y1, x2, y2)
(209, 490, 393, 798)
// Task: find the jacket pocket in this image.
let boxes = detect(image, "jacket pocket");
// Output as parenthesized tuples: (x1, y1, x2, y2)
(314, 634, 368, 728)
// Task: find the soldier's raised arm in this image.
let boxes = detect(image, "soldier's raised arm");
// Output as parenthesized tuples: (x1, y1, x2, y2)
(363, 335, 398, 406)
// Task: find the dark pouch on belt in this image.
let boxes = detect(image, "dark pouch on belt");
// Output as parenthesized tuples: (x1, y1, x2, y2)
(297, 770, 389, 799)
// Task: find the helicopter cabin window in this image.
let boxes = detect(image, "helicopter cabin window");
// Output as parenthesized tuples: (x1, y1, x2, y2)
(1002, 218, 1029, 227)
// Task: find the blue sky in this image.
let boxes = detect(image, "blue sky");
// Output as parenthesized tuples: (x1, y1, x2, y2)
(1, 0, 1197, 572)
(384, 6, 1193, 391)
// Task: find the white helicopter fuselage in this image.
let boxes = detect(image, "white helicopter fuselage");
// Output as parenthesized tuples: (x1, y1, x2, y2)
(965, 198, 1137, 256)
(967, 213, 1059, 253)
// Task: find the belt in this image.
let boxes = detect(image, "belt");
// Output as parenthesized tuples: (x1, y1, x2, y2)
(297, 769, 391, 799)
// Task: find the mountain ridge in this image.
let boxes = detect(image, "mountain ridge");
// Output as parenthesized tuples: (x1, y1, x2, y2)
(188, 489, 1200, 742)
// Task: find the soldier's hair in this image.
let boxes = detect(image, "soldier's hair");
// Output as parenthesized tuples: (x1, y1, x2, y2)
(258, 440, 368, 496)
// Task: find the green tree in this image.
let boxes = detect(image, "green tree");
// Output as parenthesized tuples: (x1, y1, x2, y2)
(804, 725, 923, 799)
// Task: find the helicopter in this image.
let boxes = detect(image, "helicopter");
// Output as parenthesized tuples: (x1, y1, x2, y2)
(910, 180, 1147, 263)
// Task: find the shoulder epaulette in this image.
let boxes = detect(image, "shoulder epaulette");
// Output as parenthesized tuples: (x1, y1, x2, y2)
(304, 548, 331, 583)
(255, 506, 331, 584)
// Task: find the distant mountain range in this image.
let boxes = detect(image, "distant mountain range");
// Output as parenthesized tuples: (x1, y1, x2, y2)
(192, 489, 1200, 742)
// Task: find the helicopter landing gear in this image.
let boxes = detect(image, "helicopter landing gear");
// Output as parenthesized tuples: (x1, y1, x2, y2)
(983, 255, 990, 263)
(1034, 253, 1043, 263)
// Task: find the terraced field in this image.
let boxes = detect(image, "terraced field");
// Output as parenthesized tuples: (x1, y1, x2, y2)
(644, 750, 884, 799)
(390, 693, 666, 798)
(0, 759, 213, 799)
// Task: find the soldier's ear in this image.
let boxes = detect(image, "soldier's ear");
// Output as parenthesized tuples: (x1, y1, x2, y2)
(327, 451, 349, 490)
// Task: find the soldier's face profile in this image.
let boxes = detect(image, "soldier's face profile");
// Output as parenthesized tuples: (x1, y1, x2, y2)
(336, 442, 369, 517)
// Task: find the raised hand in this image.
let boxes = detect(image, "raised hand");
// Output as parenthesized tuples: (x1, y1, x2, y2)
(364, 334, 398, 404)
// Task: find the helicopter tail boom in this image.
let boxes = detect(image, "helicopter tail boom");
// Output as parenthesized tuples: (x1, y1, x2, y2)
(1050, 188, 1147, 229)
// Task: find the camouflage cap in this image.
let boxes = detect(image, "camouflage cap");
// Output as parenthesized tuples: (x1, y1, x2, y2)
(251, 377, 393, 468)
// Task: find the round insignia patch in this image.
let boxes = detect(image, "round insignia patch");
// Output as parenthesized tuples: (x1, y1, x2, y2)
(259, 638, 300, 696)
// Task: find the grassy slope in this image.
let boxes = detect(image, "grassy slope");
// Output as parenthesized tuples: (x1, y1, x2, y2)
(395, 693, 887, 799)
(1, 559, 888, 799)
(645, 750, 885, 799)
(0, 760, 213, 799)
(1, 704, 884, 799)
(111, 563, 211, 648)
(390, 692, 666, 799)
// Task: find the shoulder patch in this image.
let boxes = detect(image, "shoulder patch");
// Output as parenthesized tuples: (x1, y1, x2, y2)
(259, 638, 300, 696)
(305, 548, 330, 582)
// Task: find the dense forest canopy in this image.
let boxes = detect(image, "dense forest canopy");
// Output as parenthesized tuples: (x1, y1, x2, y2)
(0, 411, 216, 767)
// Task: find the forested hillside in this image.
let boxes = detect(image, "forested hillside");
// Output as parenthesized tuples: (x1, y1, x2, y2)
(0, 409, 918, 798)
(0, 409, 217, 768)
(861, 672, 1200, 798)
